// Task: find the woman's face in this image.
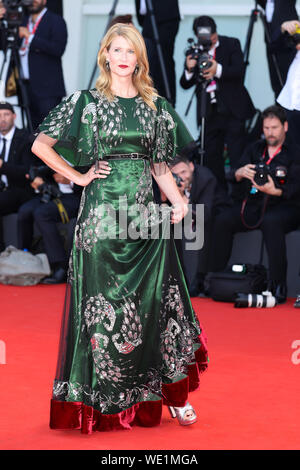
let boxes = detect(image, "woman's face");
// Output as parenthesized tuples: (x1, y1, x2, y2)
(105, 35, 138, 78)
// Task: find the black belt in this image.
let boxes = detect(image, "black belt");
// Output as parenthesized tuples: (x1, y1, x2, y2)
(104, 153, 148, 160)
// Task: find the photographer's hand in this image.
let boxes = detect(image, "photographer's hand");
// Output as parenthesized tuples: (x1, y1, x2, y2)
(202, 59, 218, 81)
(53, 173, 71, 185)
(30, 176, 45, 191)
(186, 55, 197, 73)
(235, 164, 256, 183)
(19, 27, 31, 40)
(252, 175, 283, 197)
(0, 158, 3, 169)
(281, 20, 300, 35)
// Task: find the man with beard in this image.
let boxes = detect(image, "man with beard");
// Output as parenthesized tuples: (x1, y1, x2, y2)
(208, 105, 300, 304)
(166, 155, 230, 296)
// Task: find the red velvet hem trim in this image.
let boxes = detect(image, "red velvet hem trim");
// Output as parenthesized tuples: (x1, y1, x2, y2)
(50, 335, 208, 433)
(50, 399, 163, 433)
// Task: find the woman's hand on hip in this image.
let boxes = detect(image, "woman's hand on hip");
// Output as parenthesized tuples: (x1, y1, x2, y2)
(171, 201, 189, 224)
(78, 161, 111, 186)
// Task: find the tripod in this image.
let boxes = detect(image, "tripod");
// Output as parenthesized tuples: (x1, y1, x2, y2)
(243, 1, 283, 88)
(87, 0, 171, 104)
(184, 75, 213, 167)
(0, 27, 33, 133)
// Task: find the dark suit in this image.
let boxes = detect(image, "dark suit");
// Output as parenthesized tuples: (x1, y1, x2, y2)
(0, 127, 35, 250)
(46, 0, 63, 16)
(18, 166, 81, 269)
(22, 9, 67, 129)
(257, 0, 298, 97)
(180, 35, 255, 187)
(135, 0, 180, 106)
(172, 164, 231, 294)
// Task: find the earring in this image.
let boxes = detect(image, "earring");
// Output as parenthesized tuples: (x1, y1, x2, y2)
(105, 60, 110, 71)
(134, 65, 139, 75)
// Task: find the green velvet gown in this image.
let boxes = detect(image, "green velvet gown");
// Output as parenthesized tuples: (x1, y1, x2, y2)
(39, 89, 208, 433)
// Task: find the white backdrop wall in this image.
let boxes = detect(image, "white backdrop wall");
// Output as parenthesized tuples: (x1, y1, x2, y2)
(63, 0, 300, 138)
(1, 1, 299, 135)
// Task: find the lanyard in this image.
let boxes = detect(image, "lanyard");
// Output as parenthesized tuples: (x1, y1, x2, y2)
(262, 145, 282, 165)
(20, 10, 46, 53)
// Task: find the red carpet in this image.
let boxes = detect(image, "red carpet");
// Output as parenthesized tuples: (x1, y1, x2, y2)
(0, 284, 300, 450)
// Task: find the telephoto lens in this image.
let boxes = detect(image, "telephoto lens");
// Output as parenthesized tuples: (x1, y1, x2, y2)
(234, 292, 277, 308)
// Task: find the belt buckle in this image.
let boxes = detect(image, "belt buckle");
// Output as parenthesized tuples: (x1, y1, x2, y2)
(131, 153, 140, 159)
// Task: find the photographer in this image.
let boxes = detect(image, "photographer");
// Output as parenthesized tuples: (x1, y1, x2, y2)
(0, 101, 35, 251)
(208, 105, 300, 304)
(276, 20, 300, 147)
(17, 165, 81, 283)
(0, 0, 67, 129)
(169, 154, 230, 296)
(179, 15, 255, 189)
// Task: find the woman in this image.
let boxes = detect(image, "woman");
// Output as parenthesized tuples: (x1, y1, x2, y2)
(32, 23, 208, 433)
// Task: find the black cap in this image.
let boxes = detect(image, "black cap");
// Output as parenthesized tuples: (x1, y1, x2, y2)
(193, 16, 217, 35)
(0, 102, 15, 113)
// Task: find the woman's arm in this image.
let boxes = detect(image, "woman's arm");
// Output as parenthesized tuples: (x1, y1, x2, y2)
(151, 166, 188, 223)
(32, 132, 111, 186)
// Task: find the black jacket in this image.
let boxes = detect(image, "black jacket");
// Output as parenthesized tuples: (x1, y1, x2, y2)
(22, 9, 67, 98)
(229, 137, 300, 206)
(179, 35, 255, 124)
(0, 128, 35, 192)
(135, 0, 180, 37)
(257, 0, 298, 33)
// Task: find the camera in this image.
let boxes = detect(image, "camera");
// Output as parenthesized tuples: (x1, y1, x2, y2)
(253, 162, 269, 186)
(28, 165, 51, 183)
(234, 292, 277, 308)
(172, 172, 184, 188)
(28, 165, 62, 203)
(185, 26, 213, 78)
(0, 0, 33, 47)
(253, 163, 287, 187)
(38, 182, 62, 204)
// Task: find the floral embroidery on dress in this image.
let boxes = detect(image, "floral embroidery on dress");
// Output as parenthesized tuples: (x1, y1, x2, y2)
(133, 96, 156, 152)
(84, 293, 116, 332)
(154, 109, 176, 162)
(159, 275, 201, 379)
(112, 297, 143, 354)
(135, 160, 153, 205)
(41, 90, 82, 138)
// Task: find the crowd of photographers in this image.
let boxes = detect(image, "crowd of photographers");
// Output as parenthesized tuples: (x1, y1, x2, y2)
(1, 0, 300, 304)
(176, 9, 300, 307)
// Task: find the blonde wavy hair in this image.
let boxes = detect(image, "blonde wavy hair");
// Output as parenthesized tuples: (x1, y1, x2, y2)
(95, 23, 158, 110)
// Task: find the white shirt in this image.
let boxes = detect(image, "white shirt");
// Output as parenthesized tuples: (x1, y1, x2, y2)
(19, 8, 48, 79)
(185, 40, 222, 84)
(265, 0, 275, 23)
(277, 51, 300, 111)
(58, 182, 74, 194)
(139, 0, 147, 15)
(0, 126, 16, 187)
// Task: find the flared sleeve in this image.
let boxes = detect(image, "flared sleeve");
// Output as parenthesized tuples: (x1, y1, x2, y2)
(38, 90, 100, 167)
(151, 97, 194, 175)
